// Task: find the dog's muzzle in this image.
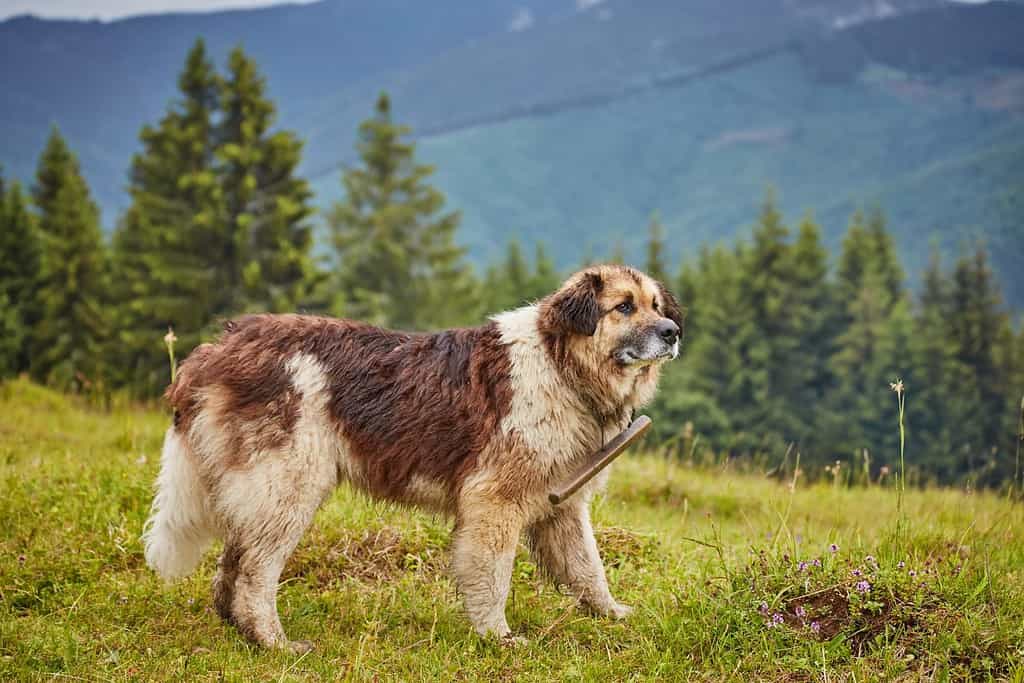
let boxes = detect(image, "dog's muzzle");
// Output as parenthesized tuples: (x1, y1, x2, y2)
(614, 319, 681, 366)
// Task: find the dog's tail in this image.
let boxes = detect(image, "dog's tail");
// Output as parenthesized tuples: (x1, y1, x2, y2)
(143, 427, 216, 580)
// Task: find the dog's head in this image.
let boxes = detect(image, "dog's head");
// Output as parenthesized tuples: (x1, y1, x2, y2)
(539, 264, 684, 384)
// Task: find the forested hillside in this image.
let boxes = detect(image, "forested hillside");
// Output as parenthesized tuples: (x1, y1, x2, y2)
(2, 36, 1022, 486)
(2, 0, 1023, 302)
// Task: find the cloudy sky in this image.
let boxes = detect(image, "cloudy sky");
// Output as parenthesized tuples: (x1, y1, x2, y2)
(0, 1, 316, 21)
(0, 0, 993, 21)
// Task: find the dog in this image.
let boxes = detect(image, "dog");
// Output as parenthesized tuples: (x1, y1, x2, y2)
(143, 264, 683, 651)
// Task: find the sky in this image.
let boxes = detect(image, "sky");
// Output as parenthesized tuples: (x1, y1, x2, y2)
(0, 0, 993, 21)
(0, 0, 316, 21)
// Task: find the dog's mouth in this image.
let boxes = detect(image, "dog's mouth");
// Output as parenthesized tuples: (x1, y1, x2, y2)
(613, 342, 678, 366)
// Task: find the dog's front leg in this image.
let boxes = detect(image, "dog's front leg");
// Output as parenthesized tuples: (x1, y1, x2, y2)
(451, 497, 523, 640)
(527, 499, 631, 618)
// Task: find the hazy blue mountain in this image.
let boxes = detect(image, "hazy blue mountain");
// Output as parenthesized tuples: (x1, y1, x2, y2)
(0, 0, 577, 213)
(2, 0, 1023, 303)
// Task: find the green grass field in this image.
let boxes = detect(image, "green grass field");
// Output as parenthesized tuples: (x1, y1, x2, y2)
(2, 378, 1023, 681)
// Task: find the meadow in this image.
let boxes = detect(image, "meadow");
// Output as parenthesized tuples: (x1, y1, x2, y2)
(2, 378, 1023, 681)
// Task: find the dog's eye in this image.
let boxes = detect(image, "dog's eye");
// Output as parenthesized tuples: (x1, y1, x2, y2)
(653, 300, 660, 312)
(615, 301, 635, 315)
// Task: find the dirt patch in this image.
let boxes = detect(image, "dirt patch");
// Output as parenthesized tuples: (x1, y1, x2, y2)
(284, 527, 442, 587)
(595, 526, 659, 568)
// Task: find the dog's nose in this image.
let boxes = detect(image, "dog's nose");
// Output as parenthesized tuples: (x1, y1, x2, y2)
(655, 318, 679, 343)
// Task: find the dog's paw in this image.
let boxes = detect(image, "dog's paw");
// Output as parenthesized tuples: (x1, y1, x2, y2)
(500, 633, 530, 647)
(287, 639, 315, 655)
(608, 602, 633, 619)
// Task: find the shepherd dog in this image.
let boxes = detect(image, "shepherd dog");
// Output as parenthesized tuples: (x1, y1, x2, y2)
(143, 264, 683, 651)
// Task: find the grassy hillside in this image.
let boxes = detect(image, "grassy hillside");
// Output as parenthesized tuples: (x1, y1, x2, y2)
(2, 378, 1023, 680)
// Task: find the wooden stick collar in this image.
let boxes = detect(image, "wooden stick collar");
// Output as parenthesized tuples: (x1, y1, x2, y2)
(548, 415, 652, 505)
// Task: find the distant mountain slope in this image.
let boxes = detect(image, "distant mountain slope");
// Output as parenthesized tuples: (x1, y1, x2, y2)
(1, 0, 1022, 304)
(0, 0, 576, 212)
(381, 52, 1023, 301)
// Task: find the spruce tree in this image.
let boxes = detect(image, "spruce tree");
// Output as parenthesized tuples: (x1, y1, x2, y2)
(482, 240, 530, 313)
(733, 191, 804, 451)
(112, 40, 316, 392)
(789, 214, 836, 456)
(328, 92, 469, 330)
(529, 242, 559, 300)
(218, 46, 315, 314)
(645, 213, 669, 284)
(111, 39, 223, 391)
(835, 209, 872, 328)
(826, 210, 912, 469)
(0, 175, 42, 376)
(867, 208, 905, 304)
(31, 129, 109, 390)
(908, 249, 967, 480)
(687, 244, 745, 448)
(949, 244, 1010, 478)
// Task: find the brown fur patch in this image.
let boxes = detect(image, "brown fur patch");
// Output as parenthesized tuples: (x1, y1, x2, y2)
(166, 315, 513, 501)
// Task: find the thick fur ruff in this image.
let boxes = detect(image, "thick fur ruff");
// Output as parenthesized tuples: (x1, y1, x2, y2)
(143, 264, 683, 650)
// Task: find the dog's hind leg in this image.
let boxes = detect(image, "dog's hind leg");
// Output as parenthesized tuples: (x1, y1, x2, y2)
(223, 497, 320, 653)
(451, 496, 524, 641)
(527, 499, 631, 619)
(214, 453, 334, 653)
(212, 542, 241, 625)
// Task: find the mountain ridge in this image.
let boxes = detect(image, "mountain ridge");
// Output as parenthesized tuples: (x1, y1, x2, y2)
(2, 0, 1022, 303)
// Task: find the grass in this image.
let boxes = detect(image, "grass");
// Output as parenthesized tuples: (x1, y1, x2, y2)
(2, 377, 1023, 681)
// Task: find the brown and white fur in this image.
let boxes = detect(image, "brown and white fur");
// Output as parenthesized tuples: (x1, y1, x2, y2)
(143, 264, 683, 651)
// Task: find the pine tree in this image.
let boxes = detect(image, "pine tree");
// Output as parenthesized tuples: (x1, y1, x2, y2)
(112, 41, 317, 392)
(908, 249, 967, 480)
(835, 209, 872, 327)
(328, 93, 469, 330)
(675, 260, 698, 339)
(867, 208, 905, 304)
(826, 210, 911, 469)
(31, 129, 109, 390)
(828, 266, 909, 461)
(645, 213, 669, 284)
(0, 175, 42, 376)
(482, 240, 530, 313)
(111, 39, 223, 391)
(218, 46, 316, 314)
(949, 244, 1011, 479)
(732, 191, 804, 452)
(481, 240, 559, 314)
(529, 242, 560, 300)
(687, 244, 745, 447)
(789, 213, 836, 456)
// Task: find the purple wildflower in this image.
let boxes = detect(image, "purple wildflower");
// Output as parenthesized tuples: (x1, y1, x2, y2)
(865, 555, 877, 566)
(810, 621, 821, 634)
(768, 613, 784, 628)
(795, 606, 807, 620)
(897, 561, 906, 569)
(797, 561, 809, 572)
(855, 580, 871, 593)
(908, 570, 917, 577)
(812, 558, 822, 567)
(829, 543, 839, 553)
(851, 569, 862, 577)
(758, 601, 769, 615)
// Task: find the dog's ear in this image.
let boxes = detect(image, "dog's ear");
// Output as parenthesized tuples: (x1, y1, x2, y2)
(656, 281, 686, 331)
(543, 271, 603, 336)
